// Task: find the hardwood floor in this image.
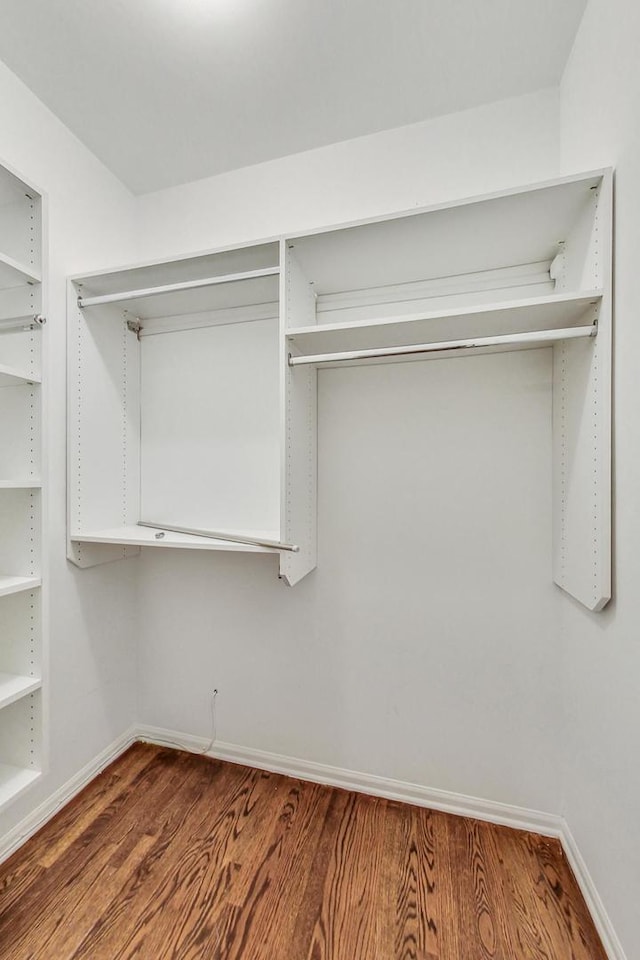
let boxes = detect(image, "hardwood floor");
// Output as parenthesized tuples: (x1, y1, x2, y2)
(0, 743, 606, 959)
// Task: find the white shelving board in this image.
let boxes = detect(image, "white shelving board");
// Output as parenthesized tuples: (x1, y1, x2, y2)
(72, 526, 280, 553)
(0, 480, 41, 489)
(0, 763, 40, 808)
(0, 674, 41, 710)
(0, 252, 40, 291)
(0, 575, 41, 598)
(0, 362, 41, 387)
(288, 291, 602, 357)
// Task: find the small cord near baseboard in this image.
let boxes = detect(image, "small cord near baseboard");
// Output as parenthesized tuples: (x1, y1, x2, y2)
(139, 689, 218, 757)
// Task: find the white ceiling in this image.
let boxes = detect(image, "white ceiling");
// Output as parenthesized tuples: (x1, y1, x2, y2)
(0, 0, 586, 195)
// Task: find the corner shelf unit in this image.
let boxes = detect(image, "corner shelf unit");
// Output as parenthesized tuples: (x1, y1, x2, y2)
(68, 168, 612, 609)
(0, 158, 45, 810)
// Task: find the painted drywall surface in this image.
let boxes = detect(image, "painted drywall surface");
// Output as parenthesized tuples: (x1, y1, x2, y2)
(0, 61, 139, 838)
(136, 90, 566, 813)
(138, 351, 560, 809)
(560, 1, 640, 954)
(137, 88, 560, 256)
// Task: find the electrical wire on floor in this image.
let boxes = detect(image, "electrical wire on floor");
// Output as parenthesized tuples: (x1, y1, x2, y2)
(140, 688, 218, 757)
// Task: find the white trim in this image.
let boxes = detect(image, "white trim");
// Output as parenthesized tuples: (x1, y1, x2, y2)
(0, 727, 137, 866)
(560, 822, 628, 960)
(136, 724, 561, 836)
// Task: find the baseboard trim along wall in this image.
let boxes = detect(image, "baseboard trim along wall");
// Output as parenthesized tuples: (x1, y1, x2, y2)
(0, 723, 626, 960)
(0, 726, 137, 868)
(559, 822, 629, 960)
(138, 724, 627, 960)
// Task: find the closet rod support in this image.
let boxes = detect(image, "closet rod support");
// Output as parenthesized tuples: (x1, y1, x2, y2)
(288, 324, 597, 367)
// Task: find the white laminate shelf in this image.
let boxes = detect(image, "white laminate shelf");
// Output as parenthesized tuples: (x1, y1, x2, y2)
(0, 362, 41, 387)
(0, 251, 41, 291)
(0, 576, 42, 598)
(0, 674, 41, 711)
(287, 290, 603, 357)
(0, 480, 41, 489)
(71, 526, 280, 554)
(0, 763, 40, 808)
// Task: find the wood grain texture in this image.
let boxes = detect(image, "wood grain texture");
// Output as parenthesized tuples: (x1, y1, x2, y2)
(0, 743, 607, 960)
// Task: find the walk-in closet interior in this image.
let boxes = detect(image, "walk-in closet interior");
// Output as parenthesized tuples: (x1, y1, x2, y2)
(0, 1, 637, 957)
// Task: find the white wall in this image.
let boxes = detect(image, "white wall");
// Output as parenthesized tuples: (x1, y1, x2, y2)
(560, 2, 640, 956)
(136, 89, 567, 813)
(137, 89, 560, 257)
(0, 62, 139, 840)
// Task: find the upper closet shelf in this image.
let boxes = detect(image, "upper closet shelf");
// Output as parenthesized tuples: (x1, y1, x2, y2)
(75, 242, 280, 325)
(0, 362, 41, 387)
(0, 251, 40, 290)
(287, 290, 602, 361)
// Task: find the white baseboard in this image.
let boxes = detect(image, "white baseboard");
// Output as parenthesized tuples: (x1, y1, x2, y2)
(136, 723, 563, 836)
(559, 822, 628, 960)
(0, 726, 137, 866)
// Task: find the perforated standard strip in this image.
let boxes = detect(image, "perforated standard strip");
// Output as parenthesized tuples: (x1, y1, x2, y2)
(559, 340, 568, 587)
(75, 303, 84, 563)
(592, 337, 600, 606)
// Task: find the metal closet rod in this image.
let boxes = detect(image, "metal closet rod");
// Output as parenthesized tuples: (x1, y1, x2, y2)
(288, 324, 597, 367)
(137, 521, 299, 553)
(77, 266, 280, 308)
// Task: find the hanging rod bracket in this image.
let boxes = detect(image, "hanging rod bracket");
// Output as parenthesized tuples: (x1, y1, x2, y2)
(125, 317, 143, 339)
(0, 314, 46, 334)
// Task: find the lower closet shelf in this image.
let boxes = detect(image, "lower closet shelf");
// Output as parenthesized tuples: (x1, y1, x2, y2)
(71, 526, 280, 554)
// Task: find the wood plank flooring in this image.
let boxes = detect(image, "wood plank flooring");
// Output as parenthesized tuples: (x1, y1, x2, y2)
(0, 743, 607, 959)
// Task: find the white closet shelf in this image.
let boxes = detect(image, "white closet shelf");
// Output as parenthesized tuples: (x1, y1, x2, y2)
(289, 325, 596, 367)
(77, 266, 280, 309)
(287, 290, 603, 356)
(0, 251, 41, 290)
(0, 763, 40, 808)
(0, 674, 41, 711)
(0, 480, 41, 489)
(71, 526, 280, 554)
(0, 362, 41, 387)
(0, 576, 42, 598)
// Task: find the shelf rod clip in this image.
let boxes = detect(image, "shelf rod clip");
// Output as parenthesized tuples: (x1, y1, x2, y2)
(125, 315, 143, 340)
